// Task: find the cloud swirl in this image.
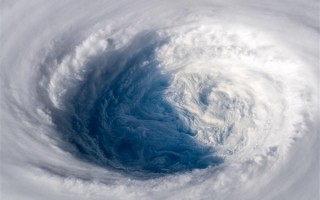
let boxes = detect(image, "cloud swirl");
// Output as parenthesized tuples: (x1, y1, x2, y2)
(1, 0, 319, 199)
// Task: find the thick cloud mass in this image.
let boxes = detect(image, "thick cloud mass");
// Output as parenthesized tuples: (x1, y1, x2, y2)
(1, 0, 319, 200)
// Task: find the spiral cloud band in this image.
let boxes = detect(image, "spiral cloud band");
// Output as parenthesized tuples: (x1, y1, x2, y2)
(1, 0, 319, 199)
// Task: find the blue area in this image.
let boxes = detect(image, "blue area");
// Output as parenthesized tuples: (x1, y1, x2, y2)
(52, 32, 222, 176)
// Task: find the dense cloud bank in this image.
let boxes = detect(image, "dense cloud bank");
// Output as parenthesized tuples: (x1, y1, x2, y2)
(1, 0, 319, 200)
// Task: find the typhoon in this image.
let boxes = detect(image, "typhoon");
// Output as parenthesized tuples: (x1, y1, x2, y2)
(0, 0, 319, 200)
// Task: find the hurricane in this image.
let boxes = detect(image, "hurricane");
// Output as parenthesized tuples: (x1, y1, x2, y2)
(1, 0, 319, 200)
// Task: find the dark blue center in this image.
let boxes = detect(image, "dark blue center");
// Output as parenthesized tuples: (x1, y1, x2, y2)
(53, 33, 222, 176)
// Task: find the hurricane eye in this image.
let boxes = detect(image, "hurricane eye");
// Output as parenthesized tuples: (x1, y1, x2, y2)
(52, 34, 223, 175)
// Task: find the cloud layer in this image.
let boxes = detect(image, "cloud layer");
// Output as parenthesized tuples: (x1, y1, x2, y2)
(1, 0, 319, 200)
